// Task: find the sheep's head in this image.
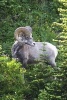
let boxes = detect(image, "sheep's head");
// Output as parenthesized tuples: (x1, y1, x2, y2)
(14, 26, 35, 46)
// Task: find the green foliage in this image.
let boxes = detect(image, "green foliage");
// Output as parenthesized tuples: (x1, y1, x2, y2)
(38, 89, 61, 100)
(0, 53, 25, 100)
(22, 63, 56, 100)
(56, 0, 67, 99)
(1, 0, 67, 100)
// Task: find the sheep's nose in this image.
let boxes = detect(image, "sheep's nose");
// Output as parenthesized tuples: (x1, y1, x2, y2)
(31, 42, 35, 46)
(33, 42, 35, 45)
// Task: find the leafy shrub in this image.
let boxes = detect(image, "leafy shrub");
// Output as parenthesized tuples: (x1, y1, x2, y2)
(0, 54, 25, 100)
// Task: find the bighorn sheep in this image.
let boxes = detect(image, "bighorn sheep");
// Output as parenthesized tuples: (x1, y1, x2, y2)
(11, 26, 58, 69)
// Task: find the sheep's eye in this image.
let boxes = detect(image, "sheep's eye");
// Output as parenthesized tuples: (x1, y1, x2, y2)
(26, 36, 29, 39)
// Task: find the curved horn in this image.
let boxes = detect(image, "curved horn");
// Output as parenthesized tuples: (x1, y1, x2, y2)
(14, 26, 32, 43)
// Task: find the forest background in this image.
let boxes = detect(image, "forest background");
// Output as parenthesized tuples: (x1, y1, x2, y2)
(0, 0, 67, 100)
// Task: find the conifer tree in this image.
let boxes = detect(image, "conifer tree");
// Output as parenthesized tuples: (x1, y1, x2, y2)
(38, 0, 67, 99)
(49, 0, 67, 99)
(57, 0, 67, 99)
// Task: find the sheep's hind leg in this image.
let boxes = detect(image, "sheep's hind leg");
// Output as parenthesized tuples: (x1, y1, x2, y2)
(48, 57, 58, 70)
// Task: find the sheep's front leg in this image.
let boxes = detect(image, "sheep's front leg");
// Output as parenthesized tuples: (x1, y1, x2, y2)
(23, 58, 28, 68)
